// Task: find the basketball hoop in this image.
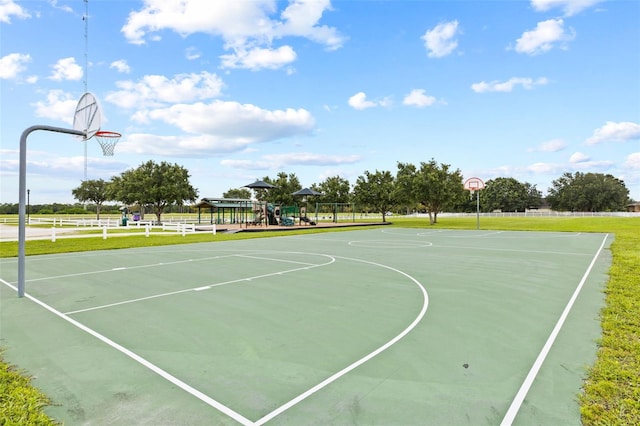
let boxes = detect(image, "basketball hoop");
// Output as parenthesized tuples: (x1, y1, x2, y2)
(94, 131, 121, 156)
(464, 177, 485, 230)
(464, 177, 485, 192)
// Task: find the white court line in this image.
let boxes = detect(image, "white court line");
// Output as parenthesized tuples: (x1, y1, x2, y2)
(381, 229, 445, 236)
(18, 254, 242, 284)
(500, 233, 610, 425)
(433, 243, 594, 257)
(450, 231, 504, 237)
(236, 254, 322, 267)
(6, 248, 426, 424)
(0, 277, 255, 426)
(64, 255, 335, 315)
(253, 255, 429, 425)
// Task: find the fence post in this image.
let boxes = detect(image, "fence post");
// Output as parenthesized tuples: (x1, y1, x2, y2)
(213, 224, 216, 235)
(103, 226, 107, 240)
(51, 227, 56, 242)
(145, 224, 150, 237)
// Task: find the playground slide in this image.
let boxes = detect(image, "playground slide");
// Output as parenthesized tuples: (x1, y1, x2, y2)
(266, 204, 278, 225)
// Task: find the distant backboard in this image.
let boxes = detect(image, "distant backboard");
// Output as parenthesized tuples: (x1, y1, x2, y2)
(72, 92, 101, 140)
(464, 177, 485, 191)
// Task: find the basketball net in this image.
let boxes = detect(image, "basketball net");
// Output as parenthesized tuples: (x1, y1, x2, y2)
(94, 131, 121, 156)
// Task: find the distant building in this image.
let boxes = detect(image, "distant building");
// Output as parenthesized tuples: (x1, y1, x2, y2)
(627, 202, 640, 213)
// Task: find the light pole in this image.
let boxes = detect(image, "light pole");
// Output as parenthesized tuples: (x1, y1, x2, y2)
(27, 189, 30, 223)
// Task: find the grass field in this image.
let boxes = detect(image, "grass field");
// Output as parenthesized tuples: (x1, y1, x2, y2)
(0, 215, 638, 425)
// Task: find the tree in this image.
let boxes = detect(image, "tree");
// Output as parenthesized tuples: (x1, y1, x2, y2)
(547, 172, 630, 212)
(353, 170, 396, 222)
(396, 159, 466, 225)
(223, 188, 252, 199)
(481, 177, 542, 212)
(109, 160, 198, 223)
(524, 182, 543, 210)
(71, 179, 109, 219)
(312, 176, 352, 222)
(263, 172, 302, 206)
(315, 176, 351, 204)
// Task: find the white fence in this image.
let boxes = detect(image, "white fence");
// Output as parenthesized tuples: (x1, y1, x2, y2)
(161, 223, 195, 233)
(25, 215, 204, 227)
(434, 211, 639, 218)
(28, 217, 121, 227)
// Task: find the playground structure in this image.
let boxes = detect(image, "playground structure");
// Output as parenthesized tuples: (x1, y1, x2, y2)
(192, 198, 357, 227)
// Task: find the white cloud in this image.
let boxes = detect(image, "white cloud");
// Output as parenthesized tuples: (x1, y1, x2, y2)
(185, 46, 201, 60)
(0, 151, 124, 179)
(32, 90, 79, 125)
(0, 0, 30, 23)
(585, 121, 640, 145)
(110, 60, 131, 74)
(529, 138, 567, 152)
(422, 20, 460, 58)
(121, 0, 344, 70)
(49, 0, 73, 14)
(527, 162, 563, 174)
(220, 159, 272, 170)
(624, 153, 640, 169)
(105, 71, 224, 109)
(145, 100, 314, 138)
(531, 0, 603, 17)
(276, 0, 344, 50)
(117, 99, 315, 157)
(221, 152, 361, 170)
(220, 45, 297, 70)
(0, 52, 31, 79)
(570, 159, 614, 170)
(348, 92, 392, 110)
(115, 99, 316, 157)
(569, 151, 590, 163)
(471, 77, 548, 93)
(117, 133, 252, 157)
(49, 57, 83, 81)
(514, 19, 575, 55)
(403, 89, 437, 108)
(263, 152, 361, 166)
(348, 92, 376, 110)
(564, 151, 616, 171)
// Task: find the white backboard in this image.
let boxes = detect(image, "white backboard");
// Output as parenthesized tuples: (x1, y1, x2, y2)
(72, 92, 102, 140)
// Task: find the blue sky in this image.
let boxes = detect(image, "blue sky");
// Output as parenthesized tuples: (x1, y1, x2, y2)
(1, 0, 639, 205)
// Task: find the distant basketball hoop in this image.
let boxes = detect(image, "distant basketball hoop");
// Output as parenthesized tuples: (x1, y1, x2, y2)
(464, 177, 485, 194)
(94, 131, 121, 156)
(464, 177, 485, 230)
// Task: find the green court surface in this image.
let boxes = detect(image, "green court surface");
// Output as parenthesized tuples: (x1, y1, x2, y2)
(0, 228, 611, 425)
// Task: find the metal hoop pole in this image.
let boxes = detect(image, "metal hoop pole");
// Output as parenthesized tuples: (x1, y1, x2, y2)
(476, 190, 480, 230)
(18, 125, 85, 298)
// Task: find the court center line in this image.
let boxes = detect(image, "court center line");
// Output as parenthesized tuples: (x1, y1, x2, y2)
(64, 255, 335, 315)
(253, 255, 429, 425)
(0, 277, 255, 426)
(500, 233, 610, 426)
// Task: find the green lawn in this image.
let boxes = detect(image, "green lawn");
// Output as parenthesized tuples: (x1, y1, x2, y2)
(1, 216, 638, 424)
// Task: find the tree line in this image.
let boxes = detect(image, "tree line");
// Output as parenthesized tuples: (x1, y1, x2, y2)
(227, 163, 631, 223)
(4, 160, 631, 223)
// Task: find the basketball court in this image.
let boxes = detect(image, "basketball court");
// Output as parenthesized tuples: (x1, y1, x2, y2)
(0, 228, 611, 425)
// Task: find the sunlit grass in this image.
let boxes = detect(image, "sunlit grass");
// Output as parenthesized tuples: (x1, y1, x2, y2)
(0, 352, 57, 425)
